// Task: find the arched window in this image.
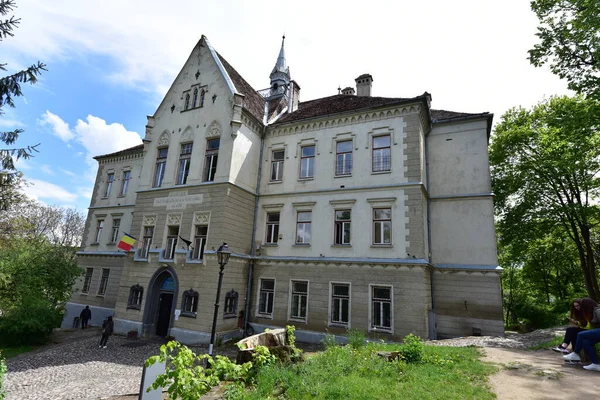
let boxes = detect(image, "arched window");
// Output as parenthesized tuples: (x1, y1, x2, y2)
(184, 93, 190, 110)
(200, 90, 205, 107)
(224, 289, 238, 318)
(181, 288, 199, 317)
(192, 88, 198, 108)
(127, 284, 143, 310)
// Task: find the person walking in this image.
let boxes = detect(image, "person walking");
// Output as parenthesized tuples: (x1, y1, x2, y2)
(99, 316, 114, 348)
(80, 306, 92, 329)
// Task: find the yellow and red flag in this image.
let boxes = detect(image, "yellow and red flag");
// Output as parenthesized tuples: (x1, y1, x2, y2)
(117, 233, 137, 252)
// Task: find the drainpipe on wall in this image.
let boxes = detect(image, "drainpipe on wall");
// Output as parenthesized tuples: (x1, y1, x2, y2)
(424, 105, 436, 340)
(243, 124, 266, 336)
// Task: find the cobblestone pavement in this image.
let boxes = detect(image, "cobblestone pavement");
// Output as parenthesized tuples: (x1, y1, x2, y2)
(4, 328, 237, 400)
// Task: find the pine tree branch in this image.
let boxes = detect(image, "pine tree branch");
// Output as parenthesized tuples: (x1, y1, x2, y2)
(0, 62, 47, 108)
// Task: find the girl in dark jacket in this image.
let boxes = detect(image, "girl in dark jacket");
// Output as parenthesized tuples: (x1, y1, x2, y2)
(99, 316, 114, 348)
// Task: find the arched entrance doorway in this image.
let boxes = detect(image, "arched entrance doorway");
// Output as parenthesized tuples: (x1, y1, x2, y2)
(143, 266, 178, 337)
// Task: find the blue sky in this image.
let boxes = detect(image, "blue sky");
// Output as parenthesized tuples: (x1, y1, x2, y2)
(4, 0, 570, 212)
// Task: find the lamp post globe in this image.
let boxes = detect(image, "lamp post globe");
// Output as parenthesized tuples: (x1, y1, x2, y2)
(209, 242, 231, 358)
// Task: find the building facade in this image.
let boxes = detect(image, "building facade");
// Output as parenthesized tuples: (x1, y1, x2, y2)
(63, 35, 503, 343)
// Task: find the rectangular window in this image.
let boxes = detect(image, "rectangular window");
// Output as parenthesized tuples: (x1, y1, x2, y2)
(258, 279, 275, 316)
(372, 135, 391, 172)
(192, 225, 208, 260)
(104, 173, 114, 197)
(82, 268, 93, 294)
(140, 226, 154, 259)
(373, 208, 392, 245)
(270, 150, 284, 181)
(290, 280, 308, 321)
(299, 145, 315, 179)
(98, 268, 110, 296)
(165, 226, 179, 260)
(371, 286, 392, 330)
(153, 148, 168, 188)
(203, 138, 219, 182)
(110, 218, 121, 243)
(265, 212, 280, 244)
(95, 220, 104, 243)
(120, 171, 131, 196)
(296, 211, 312, 244)
(176, 143, 193, 185)
(334, 210, 351, 245)
(335, 141, 353, 176)
(331, 283, 350, 326)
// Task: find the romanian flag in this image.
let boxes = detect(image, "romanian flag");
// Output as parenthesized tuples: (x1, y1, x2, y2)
(118, 233, 137, 252)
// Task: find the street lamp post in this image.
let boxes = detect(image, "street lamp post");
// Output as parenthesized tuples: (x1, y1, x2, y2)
(208, 242, 231, 357)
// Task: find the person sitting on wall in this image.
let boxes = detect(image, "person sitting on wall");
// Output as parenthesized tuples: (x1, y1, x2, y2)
(563, 299, 600, 371)
(552, 298, 595, 353)
(80, 306, 92, 329)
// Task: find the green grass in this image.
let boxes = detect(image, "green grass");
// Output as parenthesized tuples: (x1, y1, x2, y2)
(527, 336, 562, 350)
(0, 345, 36, 359)
(227, 343, 497, 400)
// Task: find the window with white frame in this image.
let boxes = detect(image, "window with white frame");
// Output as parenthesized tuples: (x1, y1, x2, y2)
(104, 173, 114, 197)
(95, 219, 104, 243)
(176, 143, 193, 185)
(192, 88, 198, 108)
(335, 140, 353, 176)
(192, 225, 207, 260)
(373, 208, 392, 245)
(82, 268, 93, 293)
(334, 210, 351, 245)
(184, 93, 190, 110)
(110, 218, 120, 243)
(372, 135, 391, 172)
(290, 280, 308, 321)
(203, 138, 219, 182)
(97, 268, 110, 296)
(127, 284, 143, 310)
(120, 170, 131, 196)
(270, 150, 284, 181)
(265, 212, 280, 244)
(153, 147, 168, 188)
(181, 289, 199, 316)
(140, 226, 154, 259)
(258, 279, 275, 316)
(296, 211, 312, 244)
(330, 283, 350, 326)
(299, 145, 315, 179)
(371, 285, 392, 331)
(165, 226, 179, 260)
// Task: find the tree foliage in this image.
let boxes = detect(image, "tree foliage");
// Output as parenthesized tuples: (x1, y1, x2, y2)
(529, 0, 600, 99)
(490, 95, 600, 302)
(0, 0, 46, 210)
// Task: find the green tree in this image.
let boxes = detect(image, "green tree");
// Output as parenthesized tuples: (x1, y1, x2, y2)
(529, 0, 600, 99)
(490, 95, 600, 301)
(1, 0, 46, 210)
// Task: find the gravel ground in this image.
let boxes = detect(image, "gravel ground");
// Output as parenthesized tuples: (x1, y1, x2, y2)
(3, 326, 565, 400)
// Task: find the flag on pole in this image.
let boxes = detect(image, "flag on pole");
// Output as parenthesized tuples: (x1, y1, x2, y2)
(118, 233, 137, 252)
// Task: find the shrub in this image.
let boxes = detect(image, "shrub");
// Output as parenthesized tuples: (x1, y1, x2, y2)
(346, 328, 366, 349)
(399, 334, 424, 363)
(322, 332, 338, 349)
(0, 298, 62, 346)
(0, 352, 6, 400)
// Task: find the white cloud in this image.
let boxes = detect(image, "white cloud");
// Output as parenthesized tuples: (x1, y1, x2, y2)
(39, 110, 74, 141)
(59, 168, 77, 178)
(0, 118, 25, 128)
(40, 164, 55, 175)
(23, 179, 78, 203)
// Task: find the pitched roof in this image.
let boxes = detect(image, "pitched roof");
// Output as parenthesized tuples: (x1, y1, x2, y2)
(273, 94, 420, 125)
(430, 109, 489, 122)
(94, 144, 144, 160)
(216, 53, 265, 124)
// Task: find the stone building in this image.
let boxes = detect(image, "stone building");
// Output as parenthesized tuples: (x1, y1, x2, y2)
(62, 35, 503, 343)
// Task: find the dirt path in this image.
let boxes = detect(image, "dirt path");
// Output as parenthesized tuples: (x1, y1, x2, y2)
(483, 347, 600, 399)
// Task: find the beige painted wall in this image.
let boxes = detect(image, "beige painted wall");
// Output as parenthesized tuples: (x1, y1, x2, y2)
(69, 254, 125, 309)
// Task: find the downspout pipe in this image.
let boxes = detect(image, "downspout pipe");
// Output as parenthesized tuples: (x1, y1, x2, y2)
(243, 123, 266, 336)
(424, 104, 436, 339)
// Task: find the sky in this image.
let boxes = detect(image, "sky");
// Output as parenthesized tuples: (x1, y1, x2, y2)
(3, 0, 570, 212)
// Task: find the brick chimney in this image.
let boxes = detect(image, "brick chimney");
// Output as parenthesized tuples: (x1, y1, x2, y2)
(355, 74, 373, 97)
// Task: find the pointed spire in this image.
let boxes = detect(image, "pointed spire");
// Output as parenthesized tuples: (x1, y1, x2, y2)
(270, 34, 290, 88)
(274, 34, 287, 73)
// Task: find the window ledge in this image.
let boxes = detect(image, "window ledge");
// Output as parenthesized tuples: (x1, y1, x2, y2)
(101, 196, 109, 200)
(371, 244, 393, 248)
(268, 180, 283, 185)
(262, 243, 278, 247)
(288, 318, 307, 324)
(90, 242, 99, 246)
(80, 293, 89, 296)
(223, 314, 237, 319)
(181, 312, 197, 318)
(328, 323, 349, 328)
(293, 244, 311, 247)
(127, 305, 141, 310)
(334, 174, 352, 178)
(297, 177, 314, 181)
(369, 328, 393, 334)
(117, 194, 126, 198)
(180, 105, 204, 113)
(96, 294, 106, 298)
(331, 244, 352, 248)
(106, 242, 116, 246)
(256, 313, 274, 320)
(371, 170, 391, 175)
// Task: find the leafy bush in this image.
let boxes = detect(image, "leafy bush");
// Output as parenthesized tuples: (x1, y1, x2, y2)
(0, 352, 6, 400)
(0, 297, 63, 346)
(322, 332, 338, 349)
(346, 328, 366, 349)
(399, 334, 424, 363)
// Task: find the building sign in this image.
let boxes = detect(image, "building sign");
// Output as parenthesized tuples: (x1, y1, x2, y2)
(153, 191, 203, 210)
